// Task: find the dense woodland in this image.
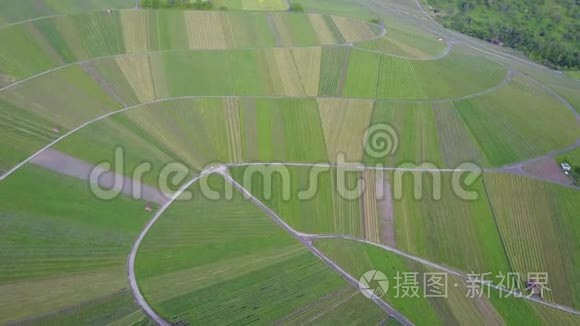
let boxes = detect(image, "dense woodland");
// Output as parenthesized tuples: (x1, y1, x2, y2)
(426, 0, 579, 69)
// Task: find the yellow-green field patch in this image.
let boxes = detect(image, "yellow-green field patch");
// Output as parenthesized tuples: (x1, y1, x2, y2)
(184, 11, 228, 49)
(332, 16, 379, 43)
(116, 54, 156, 103)
(272, 48, 305, 96)
(120, 10, 148, 53)
(291, 47, 322, 96)
(308, 14, 340, 44)
(317, 98, 374, 161)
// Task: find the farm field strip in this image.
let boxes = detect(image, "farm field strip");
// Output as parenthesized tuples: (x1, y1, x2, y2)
(184, 11, 227, 49)
(332, 16, 381, 42)
(308, 14, 343, 44)
(309, 236, 580, 316)
(454, 74, 580, 167)
(130, 170, 401, 324)
(484, 173, 580, 308)
(0, 165, 149, 323)
(0, 10, 383, 84)
(433, 102, 489, 167)
(2, 86, 576, 185)
(291, 47, 322, 96)
(355, 26, 448, 59)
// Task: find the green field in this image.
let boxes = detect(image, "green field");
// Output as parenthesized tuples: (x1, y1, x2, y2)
(135, 174, 388, 323)
(315, 238, 580, 324)
(484, 173, 580, 307)
(356, 26, 447, 59)
(0, 0, 135, 26)
(0, 10, 381, 82)
(453, 75, 580, 166)
(0, 165, 148, 323)
(1, 0, 580, 323)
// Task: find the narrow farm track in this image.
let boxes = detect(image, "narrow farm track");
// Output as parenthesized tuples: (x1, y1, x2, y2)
(358, 0, 580, 113)
(127, 167, 414, 325)
(304, 234, 580, 316)
(353, 38, 454, 61)
(2, 68, 577, 188)
(0, 15, 387, 93)
(127, 168, 219, 326)
(127, 166, 580, 325)
(30, 148, 168, 204)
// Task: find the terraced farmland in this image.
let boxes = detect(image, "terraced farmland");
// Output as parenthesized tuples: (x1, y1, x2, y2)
(0, 165, 148, 324)
(0, 0, 579, 324)
(135, 174, 388, 324)
(315, 238, 580, 325)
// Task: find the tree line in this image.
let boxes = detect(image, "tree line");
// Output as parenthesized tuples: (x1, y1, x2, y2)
(428, 0, 579, 70)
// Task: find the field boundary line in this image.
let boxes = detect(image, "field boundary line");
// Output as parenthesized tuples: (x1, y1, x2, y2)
(480, 178, 517, 276)
(305, 234, 580, 316)
(0, 15, 386, 93)
(219, 169, 414, 325)
(127, 167, 221, 326)
(4, 86, 579, 185)
(353, 37, 453, 61)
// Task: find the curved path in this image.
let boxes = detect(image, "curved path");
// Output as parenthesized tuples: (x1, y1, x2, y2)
(358, 0, 580, 114)
(128, 164, 580, 326)
(3, 65, 573, 188)
(127, 166, 414, 326)
(306, 234, 580, 316)
(353, 37, 454, 61)
(127, 168, 218, 326)
(0, 12, 387, 93)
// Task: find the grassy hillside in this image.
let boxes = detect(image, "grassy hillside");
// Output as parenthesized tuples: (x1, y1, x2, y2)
(424, 0, 579, 69)
(135, 174, 387, 324)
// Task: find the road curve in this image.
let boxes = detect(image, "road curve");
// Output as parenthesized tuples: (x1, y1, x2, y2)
(127, 168, 219, 326)
(219, 170, 414, 325)
(0, 68, 515, 184)
(126, 166, 413, 325)
(305, 234, 580, 316)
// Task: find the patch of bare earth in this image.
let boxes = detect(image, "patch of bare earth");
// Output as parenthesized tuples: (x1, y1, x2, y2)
(376, 173, 396, 247)
(521, 156, 572, 185)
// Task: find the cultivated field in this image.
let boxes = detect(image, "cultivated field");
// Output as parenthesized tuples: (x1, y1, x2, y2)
(0, 0, 579, 324)
(315, 238, 580, 325)
(0, 165, 148, 324)
(135, 174, 388, 324)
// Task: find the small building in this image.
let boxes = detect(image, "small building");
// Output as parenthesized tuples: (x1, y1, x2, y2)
(561, 162, 572, 172)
